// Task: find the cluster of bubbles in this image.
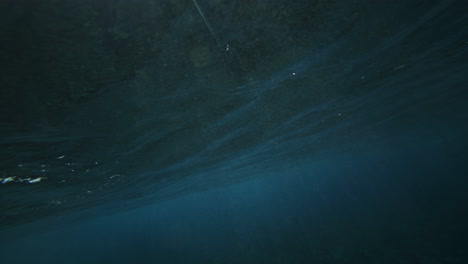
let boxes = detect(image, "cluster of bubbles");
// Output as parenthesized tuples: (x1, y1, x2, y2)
(1, 153, 128, 212)
(0, 155, 105, 185)
(0, 175, 46, 184)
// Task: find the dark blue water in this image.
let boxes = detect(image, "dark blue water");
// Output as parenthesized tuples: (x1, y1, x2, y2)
(1, 0, 467, 263)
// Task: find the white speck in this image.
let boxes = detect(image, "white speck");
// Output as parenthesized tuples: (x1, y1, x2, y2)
(28, 177, 43, 183)
(41, 164, 46, 168)
(57, 155, 65, 159)
(292, 72, 296, 76)
(110, 174, 121, 179)
(338, 113, 342, 116)
(95, 162, 98, 165)
(2, 177, 15, 184)
(71, 170, 75, 172)
(226, 44, 230, 51)
(41, 169, 46, 172)
(393, 64, 406, 70)
(361, 76, 365, 79)
(18, 164, 23, 167)
(51, 200, 62, 205)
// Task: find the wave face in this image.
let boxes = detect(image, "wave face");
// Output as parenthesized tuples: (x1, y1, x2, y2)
(1, 0, 466, 230)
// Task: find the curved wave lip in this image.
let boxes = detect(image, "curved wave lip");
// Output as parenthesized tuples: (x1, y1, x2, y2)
(0, 0, 466, 232)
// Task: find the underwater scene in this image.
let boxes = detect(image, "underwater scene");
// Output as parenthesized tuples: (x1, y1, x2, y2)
(0, 0, 467, 263)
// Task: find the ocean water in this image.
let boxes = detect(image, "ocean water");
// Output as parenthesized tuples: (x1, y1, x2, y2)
(0, 0, 467, 263)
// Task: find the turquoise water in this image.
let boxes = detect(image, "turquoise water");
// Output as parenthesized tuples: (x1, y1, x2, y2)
(1, 0, 467, 263)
